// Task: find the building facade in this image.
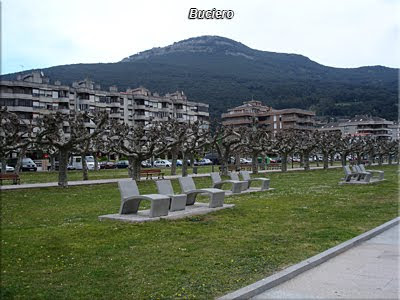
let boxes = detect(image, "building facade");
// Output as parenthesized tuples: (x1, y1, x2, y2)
(319, 115, 395, 139)
(0, 72, 209, 127)
(221, 100, 315, 132)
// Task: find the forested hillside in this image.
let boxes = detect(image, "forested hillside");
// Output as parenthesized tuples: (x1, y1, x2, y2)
(2, 36, 398, 120)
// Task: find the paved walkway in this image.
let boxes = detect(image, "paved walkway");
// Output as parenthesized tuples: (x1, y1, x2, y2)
(0, 165, 342, 190)
(253, 224, 399, 299)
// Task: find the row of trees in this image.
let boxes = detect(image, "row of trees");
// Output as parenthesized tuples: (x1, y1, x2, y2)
(1, 108, 398, 187)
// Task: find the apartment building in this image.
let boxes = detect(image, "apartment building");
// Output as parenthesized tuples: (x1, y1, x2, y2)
(221, 100, 315, 132)
(319, 115, 395, 139)
(0, 71, 209, 127)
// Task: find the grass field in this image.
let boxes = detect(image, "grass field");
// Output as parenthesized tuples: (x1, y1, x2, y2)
(3, 162, 340, 185)
(1, 165, 398, 299)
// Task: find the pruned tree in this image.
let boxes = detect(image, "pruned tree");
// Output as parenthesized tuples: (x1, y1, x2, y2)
(336, 134, 355, 166)
(179, 121, 209, 177)
(314, 131, 340, 169)
(163, 120, 189, 176)
(295, 130, 318, 171)
(240, 126, 272, 174)
(0, 108, 33, 174)
(112, 121, 170, 180)
(211, 124, 241, 176)
(35, 111, 108, 187)
(273, 129, 298, 172)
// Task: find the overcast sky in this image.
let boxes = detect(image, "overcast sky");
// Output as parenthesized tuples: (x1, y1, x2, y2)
(2, 0, 399, 74)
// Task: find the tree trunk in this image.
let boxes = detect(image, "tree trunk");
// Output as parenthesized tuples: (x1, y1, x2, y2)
(378, 155, 383, 166)
(322, 152, 329, 169)
(1, 157, 7, 174)
(281, 154, 288, 172)
(260, 153, 266, 170)
(356, 152, 362, 165)
(81, 154, 88, 181)
(171, 149, 178, 176)
(388, 155, 393, 165)
(182, 153, 189, 177)
(94, 154, 99, 171)
(252, 152, 258, 174)
(330, 153, 334, 166)
(50, 153, 56, 171)
(341, 152, 347, 166)
(315, 155, 320, 167)
(299, 154, 304, 168)
(189, 153, 195, 173)
(128, 157, 134, 178)
(14, 148, 27, 176)
(303, 151, 310, 171)
(132, 159, 141, 181)
(58, 148, 69, 187)
(234, 153, 240, 171)
(219, 157, 228, 176)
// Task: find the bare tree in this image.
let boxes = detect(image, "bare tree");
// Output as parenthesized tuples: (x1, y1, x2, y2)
(240, 126, 272, 174)
(0, 108, 33, 174)
(112, 121, 170, 180)
(179, 121, 209, 177)
(295, 130, 318, 171)
(36, 111, 108, 187)
(315, 131, 340, 169)
(273, 129, 298, 172)
(211, 125, 241, 176)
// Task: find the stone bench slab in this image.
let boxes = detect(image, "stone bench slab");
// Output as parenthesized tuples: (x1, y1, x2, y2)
(99, 202, 235, 223)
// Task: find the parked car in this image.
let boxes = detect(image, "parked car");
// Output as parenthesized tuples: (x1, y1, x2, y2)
(0, 163, 15, 172)
(153, 159, 172, 168)
(99, 161, 116, 169)
(240, 158, 252, 164)
(8, 158, 37, 171)
(204, 153, 220, 165)
(196, 158, 213, 165)
(116, 160, 129, 168)
(141, 160, 152, 168)
(176, 159, 183, 166)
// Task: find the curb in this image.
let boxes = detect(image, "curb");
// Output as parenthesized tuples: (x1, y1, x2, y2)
(217, 216, 400, 300)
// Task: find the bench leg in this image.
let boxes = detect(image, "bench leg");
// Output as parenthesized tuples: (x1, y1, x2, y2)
(208, 191, 225, 208)
(362, 173, 372, 183)
(260, 179, 270, 191)
(149, 198, 170, 217)
(119, 199, 141, 214)
(170, 194, 187, 211)
(186, 193, 197, 206)
(231, 182, 242, 194)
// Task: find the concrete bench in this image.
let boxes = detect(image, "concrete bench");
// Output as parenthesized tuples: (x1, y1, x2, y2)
(178, 176, 225, 208)
(118, 180, 170, 218)
(155, 180, 187, 212)
(351, 165, 371, 182)
(240, 170, 271, 191)
(0, 173, 20, 185)
(359, 164, 384, 181)
(210, 172, 246, 194)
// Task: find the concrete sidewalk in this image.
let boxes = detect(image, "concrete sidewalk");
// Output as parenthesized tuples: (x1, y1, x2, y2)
(253, 224, 399, 299)
(0, 165, 342, 190)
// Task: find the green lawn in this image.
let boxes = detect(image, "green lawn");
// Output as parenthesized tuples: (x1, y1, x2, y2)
(5, 162, 340, 185)
(1, 165, 398, 299)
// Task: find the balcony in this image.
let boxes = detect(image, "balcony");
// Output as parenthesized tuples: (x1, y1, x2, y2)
(109, 101, 120, 108)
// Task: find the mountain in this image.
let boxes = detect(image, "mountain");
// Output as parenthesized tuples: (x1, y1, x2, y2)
(2, 36, 398, 120)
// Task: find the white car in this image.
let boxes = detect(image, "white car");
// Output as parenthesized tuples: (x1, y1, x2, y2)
(196, 158, 213, 165)
(0, 163, 15, 172)
(240, 158, 252, 164)
(153, 159, 172, 167)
